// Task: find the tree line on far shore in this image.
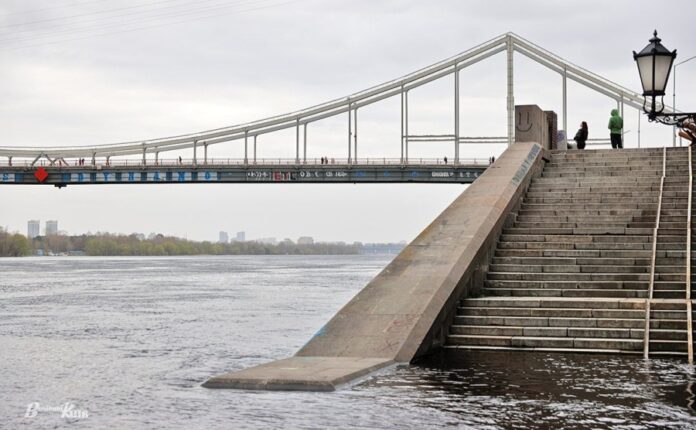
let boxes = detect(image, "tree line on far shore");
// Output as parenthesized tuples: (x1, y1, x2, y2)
(0, 231, 361, 257)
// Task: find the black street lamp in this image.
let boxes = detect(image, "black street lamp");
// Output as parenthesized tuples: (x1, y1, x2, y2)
(634, 31, 696, 127)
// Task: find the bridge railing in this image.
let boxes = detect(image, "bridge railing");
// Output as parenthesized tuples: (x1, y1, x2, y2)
(0, 157, 492, 168)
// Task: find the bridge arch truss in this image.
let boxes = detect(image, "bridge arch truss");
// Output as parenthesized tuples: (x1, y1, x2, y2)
(0, 33, 672, 167)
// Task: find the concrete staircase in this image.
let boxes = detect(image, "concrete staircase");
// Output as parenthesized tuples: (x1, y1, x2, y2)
(446, 147, 695, 357)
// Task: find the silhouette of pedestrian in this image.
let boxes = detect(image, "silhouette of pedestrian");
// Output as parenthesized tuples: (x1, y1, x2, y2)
(574, 121, 588, 150)
(608, 109, 623, 149)
(444, 156, 448, 164)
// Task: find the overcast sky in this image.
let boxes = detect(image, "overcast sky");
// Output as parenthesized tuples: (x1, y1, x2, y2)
(1, 0, 694, 242)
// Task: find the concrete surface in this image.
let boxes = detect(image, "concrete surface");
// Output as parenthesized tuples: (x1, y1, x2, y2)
(203, 357, 394, 391)
(203, 141, 544, 391)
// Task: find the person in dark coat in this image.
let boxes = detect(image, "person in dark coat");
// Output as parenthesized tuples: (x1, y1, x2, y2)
(574, 121, 588, 150)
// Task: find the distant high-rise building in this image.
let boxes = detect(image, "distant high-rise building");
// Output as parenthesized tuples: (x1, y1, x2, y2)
(235, 231, 245, 242)
(219, 231, 229, 243)
(297, 236, 314, 245)
(45, 220, 58, 236)
(27, 220, 40, 239)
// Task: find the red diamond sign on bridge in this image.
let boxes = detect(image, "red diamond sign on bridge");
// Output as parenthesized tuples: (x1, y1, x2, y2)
(34, 167, 48, 183)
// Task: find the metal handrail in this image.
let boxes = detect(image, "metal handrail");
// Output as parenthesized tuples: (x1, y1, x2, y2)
(687, 146, 694, 364)
(644, 146, 666, 359)
(0, 157, 492, 168)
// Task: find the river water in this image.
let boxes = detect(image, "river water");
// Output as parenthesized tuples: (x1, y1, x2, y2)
(1, 255, 695, 429)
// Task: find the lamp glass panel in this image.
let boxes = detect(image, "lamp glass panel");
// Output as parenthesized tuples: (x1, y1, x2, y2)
(636, 55, 654, 92)
(652, 54, 673, 93)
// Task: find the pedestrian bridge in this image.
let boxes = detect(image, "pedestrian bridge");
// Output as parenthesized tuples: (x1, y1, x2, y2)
(0, 33, 669, 187)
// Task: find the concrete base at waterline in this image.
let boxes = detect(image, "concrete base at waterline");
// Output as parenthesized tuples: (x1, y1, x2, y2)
(202, 356, 393, 391)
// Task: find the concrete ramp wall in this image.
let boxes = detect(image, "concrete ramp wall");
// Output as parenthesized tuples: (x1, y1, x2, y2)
(204, 142, 545, 391)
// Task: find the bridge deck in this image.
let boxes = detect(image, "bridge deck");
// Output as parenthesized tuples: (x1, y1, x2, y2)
(0, 163, 488, 186)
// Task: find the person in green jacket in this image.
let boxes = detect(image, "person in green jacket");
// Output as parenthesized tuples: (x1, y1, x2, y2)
(608, 109, 623, 149)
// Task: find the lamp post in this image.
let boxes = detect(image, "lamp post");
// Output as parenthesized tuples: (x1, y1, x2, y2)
(633, 31, 696, 129)
(674, 55, 696, 146)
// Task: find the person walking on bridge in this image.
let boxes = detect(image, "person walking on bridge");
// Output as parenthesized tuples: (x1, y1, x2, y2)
(608, 109, 623, 149)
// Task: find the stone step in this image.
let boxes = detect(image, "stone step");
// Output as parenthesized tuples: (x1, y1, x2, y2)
(531, 177, 683, 183)
(489, 264, 654, 274)
(522, 205, 685, 212)
(651, 310, 688, 320)
(649, 329, 688, 341)
(541, 172, 664, 178)
(649, 339, 688, 352)
(515, 215, 656, 222)
(544, 163, 688, 168)
(530, 181, 686, 189)
(500, 234, 656, 243)
(491, 256, 655, 266)
(494, 249, 664, 258)
(544, 161, 677, 168)
(525, 188, 680, 196)
(650, 301, 687, 310)
(446, 334, 644, 350)
(524, 197, 660, 204)
(481, 289, 687, 299)
(503, 227, 654, 235)
(487, 272, 683, 281)
(460, 297, 645, 309)
(484, 280, 684, 291)
(525, 192, 687, 199)
(498, 241, 654, 250)
(450, 325, 645, 339)
(457, 306, 644, 319)
(517, 209, 677, 217)
(513, 222, 661, 229)
(481, 288, 648, 298)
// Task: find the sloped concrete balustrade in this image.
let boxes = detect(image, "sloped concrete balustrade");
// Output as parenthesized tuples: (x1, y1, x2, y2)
(204, 142, 545, 391)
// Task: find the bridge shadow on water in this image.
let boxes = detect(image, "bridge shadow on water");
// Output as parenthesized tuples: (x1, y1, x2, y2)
(361, 350, 696, 428)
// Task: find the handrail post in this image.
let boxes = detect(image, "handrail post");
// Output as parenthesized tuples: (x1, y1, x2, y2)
(454, 62, 460, 165)
(400, 84, 404, 164)
(562, 66, 567, 139)
(303, 123, 307, 165)
(405, 90, 409, 164)
(506, 35, 514, 147)
(244, 131, 248, 165)
(295, 118, 300, 165)
(353, 106, 358, 165)
(347, 101, 352, 165)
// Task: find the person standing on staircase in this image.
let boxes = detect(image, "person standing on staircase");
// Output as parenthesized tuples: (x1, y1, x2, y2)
(574, 121, 588, 150)
(608, 109, 623, 149)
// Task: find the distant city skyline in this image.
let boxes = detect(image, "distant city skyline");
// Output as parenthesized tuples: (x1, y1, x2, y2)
(14, 219, 404, 244)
